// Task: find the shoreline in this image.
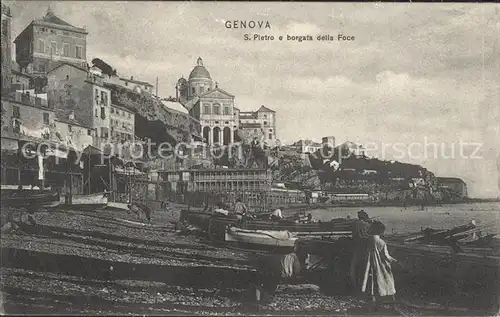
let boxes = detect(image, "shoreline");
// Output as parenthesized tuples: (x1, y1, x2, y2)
(280, 199, 499, 213)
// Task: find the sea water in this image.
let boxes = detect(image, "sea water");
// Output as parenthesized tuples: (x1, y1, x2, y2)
(309, 202, 500, 234)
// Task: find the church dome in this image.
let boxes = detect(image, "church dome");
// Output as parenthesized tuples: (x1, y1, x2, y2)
(189, 57, 211, 80)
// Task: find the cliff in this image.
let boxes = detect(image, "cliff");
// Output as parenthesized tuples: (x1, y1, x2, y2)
(106, 83, 201, 145)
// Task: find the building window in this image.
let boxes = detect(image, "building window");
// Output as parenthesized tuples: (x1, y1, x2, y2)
(269, 129, 273, 132)
(100, 127, 109, 138)
(62, 43, 70, 57)
(50, 29, 56, 34)
(63, 31, 70, 36)
(263, 121, 268, 126)
(213, 104, 220, 115)
(110, 108, 114, 114)
(101, 107, 106, 119)
(200, 87, 204, 93)
(128, 113, 131, 119)
(13, 106, 20, 118)
(50, 42, 57, 55)
(87, 129, 92, 136)
(95, 108, 98, 117)
(13, 119, 21, 133)
(203, 105, 211, 114)
(1, 20, 7, 37)
(37, 39, 45, 53)
(264, 114, 267, 119)
(36, 64, 46, 73)
(43, 113, 49, 125)
(68, 125, 72, 132)
(75, 45, 83, 59)
(223, 106, 230, 115)
(191, 87, 195, 94)
(269, 134, 273, 139)
(101, 91, 108, 106)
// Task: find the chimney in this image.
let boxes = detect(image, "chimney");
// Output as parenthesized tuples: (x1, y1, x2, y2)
(69, 111, 75, 121)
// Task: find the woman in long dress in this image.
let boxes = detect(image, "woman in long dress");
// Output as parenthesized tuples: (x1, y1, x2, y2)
(361, 220, 398, 303)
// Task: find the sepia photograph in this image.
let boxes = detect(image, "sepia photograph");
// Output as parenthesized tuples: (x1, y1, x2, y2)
(1, 1, 499, 315)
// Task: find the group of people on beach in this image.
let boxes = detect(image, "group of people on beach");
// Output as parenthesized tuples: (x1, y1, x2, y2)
(350, 210, 398, 303)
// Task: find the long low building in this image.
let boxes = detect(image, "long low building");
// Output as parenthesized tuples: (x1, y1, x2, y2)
(159, 168, 271, 193)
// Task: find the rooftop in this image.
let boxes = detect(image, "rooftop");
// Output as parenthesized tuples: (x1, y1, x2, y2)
(32, 8, 87, 33)
(257, 105, 275, 113)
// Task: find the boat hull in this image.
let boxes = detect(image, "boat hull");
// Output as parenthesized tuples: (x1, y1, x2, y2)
(181, 210, 354, 240)
(106, 201, 129, 211)
(62, 192, 109, 209)
(1, 190, 60, 208)
(225, 227, 298, 248)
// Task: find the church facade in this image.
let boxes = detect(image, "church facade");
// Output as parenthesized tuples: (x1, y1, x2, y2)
(176, 57, 238, 146)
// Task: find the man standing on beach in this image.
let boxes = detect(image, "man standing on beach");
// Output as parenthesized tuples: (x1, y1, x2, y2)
(234, 197, 248, 216)
(350, 210, 372, 293)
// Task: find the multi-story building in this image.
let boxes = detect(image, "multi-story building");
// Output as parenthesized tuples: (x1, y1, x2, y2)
(110, 102, 135, 143)
(1, 91, 55, 150)
(176, 57, 238, 145)
(293, 139, 322, 154)
(118, 76, 154, 95)
(238, 105, 277, 145)
(14, 8, 87, 77)
(160, 168, 271, 193)
(11, 62, 32, 91)
(54, 112, 93, 151)
(337, 141, 365, 157)
(1, 4, 12, 93)
(47, 62, 111, 147)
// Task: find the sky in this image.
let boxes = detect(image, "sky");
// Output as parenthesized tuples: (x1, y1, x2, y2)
(5, 1, 500, 198)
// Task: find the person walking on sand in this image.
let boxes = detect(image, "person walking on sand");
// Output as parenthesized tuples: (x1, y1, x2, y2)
(361, 220, 398, 304)
(350, 210, 372, 292)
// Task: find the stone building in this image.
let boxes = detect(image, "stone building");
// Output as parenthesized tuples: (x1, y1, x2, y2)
(1, 4, 12, 94)
(118, 76, 154, 95)
(47, 62, 111, 147)
(14, 8, 87, 77)
(109, 102, 135, 143)
(293, 139, 322, 154)
(1, 91, 55, 150)
(11, 61, 32, 91)
(54, 113, 93, 151)
(176, 57, 238, 145)
(238, 105, 277, 145)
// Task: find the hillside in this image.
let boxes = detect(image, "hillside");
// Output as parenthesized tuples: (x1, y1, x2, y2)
(106, 83, 201, 146)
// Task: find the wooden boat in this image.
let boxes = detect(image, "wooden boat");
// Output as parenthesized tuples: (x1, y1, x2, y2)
(106, 201, 129, 211)
(62, 192, 110, 209)
(225, 226, 298, 248)
(1, 190, 60, 208)
(180, 209, 355, 240)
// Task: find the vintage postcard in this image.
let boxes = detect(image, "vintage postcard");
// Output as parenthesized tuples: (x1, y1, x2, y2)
(1, 1, 499, 315)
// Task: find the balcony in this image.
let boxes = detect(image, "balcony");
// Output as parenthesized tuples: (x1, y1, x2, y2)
(13, 91, 49, 108)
